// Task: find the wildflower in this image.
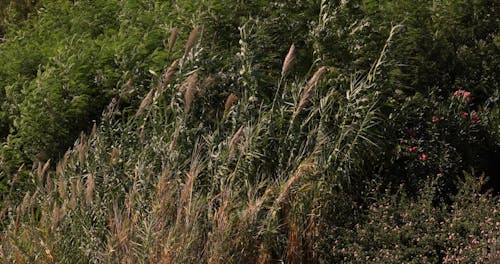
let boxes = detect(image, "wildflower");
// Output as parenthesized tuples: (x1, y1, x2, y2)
(453, 89, 471, 103)
(408, 146, 418, 152)
(432, 116, 440, 123)
(407, 129, 416, 137)
(419, 153, 428, 161)
(471, 113, 479, 123)
(463, 91, 471, 102)
(461, 112, 469, 119)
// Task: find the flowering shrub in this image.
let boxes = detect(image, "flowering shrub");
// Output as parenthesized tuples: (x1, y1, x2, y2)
(329, 174, 500, 263)
(381, 87, 496, 199)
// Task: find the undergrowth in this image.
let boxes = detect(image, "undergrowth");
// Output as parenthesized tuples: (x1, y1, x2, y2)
(0, 0, 498, 263)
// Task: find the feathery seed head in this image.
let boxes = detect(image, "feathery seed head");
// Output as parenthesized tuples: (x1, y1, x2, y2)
(85, 173, 95, 205)
(183, 73, 199, 113)
(156, 60, 179, 99)
(135, 89, 154, 117)
(306, 66, 328, 92)
(165, 59, 179, 82)
(281, 43, 296, 78)
(229, 126, 245, 159)
(168, 27, 179, 55)
(184, 26, 199, 57)
(110, 147, 120, 165)
(51, 205, 59, 228)
(294, 66, 329, 117)
(224, 93, 238, 114)
(58, 173, 67, 200)
(199, 75, 217, 95)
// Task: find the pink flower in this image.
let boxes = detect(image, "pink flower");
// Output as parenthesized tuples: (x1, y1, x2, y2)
(461, 112, 469, 118)
(408, 146, 418, 152)
(471, 113, 479, 123)
(419, 153, 428, 161)
(454, 90, 465, 96)
(454, 90, 471, 103)
(432, 116, 440, 123)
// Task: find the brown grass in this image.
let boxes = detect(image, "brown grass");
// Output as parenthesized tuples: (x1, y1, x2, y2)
(183, 73, 199, 113)
(156, 59, 179, 98)
(184, 26, 199, 58)
(228, 126, 244, 159)
(281, 43, 296, 78)
(58, 172, 67, 200)
(199, 75, 217, 95)
(224, 93, 238, 114)
(85, 173, 95, 205)
(167, 27, 179, 57)
(110, 147, 120, 165)
(293, 66, 328, 118)
(275, 157, 316, 207)
(135, 89, 155, 117)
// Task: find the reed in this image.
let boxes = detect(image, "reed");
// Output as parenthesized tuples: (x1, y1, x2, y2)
(224, 93, 238, 115)
(85, 173, 95, 205)
(293, 66, 328, 118)
(183, 73, 199, 113)
(184, 26, 199, 58)
(135, 89, 154, 117)
(167, 27, 179, 57)
(281, 43, 296, 78)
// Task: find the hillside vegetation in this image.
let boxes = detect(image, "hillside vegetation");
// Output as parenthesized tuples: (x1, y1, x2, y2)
(0, 0, 499, 263)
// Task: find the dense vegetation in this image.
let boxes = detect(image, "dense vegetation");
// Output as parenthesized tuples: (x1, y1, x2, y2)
(0, 0, 498, 262)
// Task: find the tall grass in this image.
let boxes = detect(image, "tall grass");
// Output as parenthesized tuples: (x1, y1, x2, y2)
(0, 15, 498, 263)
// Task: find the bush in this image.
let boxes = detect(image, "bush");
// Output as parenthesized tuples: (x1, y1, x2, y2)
(328, 174, 500, 263)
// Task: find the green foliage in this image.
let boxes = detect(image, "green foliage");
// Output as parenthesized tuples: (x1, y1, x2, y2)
(0, 0, 201, 194)
(0, 0, 498, 262)
(328, 174, 500, 263)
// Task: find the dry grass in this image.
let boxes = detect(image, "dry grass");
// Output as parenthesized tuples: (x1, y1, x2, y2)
(184, 26, 199, 58)
(135, 89, 155, 117)
(168, 27, 179, 57)
(228, 126, 244, 159)
(293, 66, 328, 118)
(281, 43, 296, 78)
(0, 21, 497, 264)
(85, 173, 94, 205)
(224, 93, 238, 115)
(182, 73, 199, 113)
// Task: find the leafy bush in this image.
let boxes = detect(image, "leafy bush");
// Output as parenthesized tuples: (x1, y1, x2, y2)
(0, 0, 206, 195)
(328, 174, 500, 263)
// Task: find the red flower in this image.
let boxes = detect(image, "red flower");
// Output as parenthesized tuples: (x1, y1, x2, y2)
(471, 113, 479, 123)
(432, 116, 440, 123)
(461, 112, 469, 118)
(408, 146, 418, 152)
(419, 153, 428, 161)
(407, 129, 416, 137)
